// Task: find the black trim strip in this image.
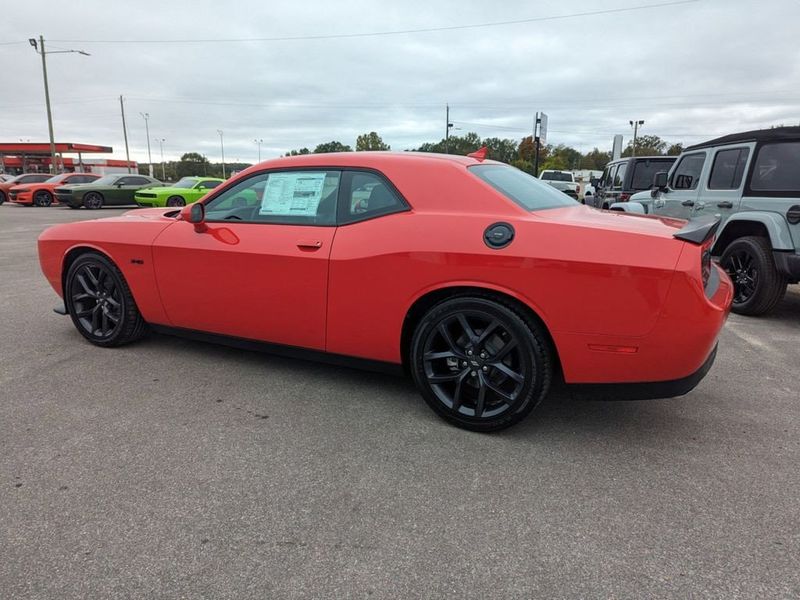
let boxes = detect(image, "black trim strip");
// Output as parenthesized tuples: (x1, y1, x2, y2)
(567, 344, 717, 401)
(673, 215, 720, 244)
(150, 324, 404, 376)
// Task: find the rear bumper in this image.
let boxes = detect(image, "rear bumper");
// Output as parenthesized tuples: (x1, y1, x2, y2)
(774, 250, 800, 282)
(568, 343, 717, 401)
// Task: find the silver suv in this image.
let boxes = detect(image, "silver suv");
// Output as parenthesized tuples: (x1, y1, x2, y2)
(612, 126, 800, 315)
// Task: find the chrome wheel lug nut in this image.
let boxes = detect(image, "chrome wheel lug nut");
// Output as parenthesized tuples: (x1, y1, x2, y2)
(467, 350, 473, 356)
(471, 371, 477, 377)
(482, 366, 488, 372)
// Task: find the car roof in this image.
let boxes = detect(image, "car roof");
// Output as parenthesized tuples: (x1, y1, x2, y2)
(253, 151, 500, 171)
(607, 156, 675, 165)
(687, 126, 800, 151)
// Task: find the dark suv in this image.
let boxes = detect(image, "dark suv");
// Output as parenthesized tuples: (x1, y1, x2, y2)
(592, 156, 677, 209)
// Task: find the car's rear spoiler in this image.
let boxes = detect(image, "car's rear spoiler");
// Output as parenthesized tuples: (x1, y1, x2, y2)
(673, 215, 720, 245)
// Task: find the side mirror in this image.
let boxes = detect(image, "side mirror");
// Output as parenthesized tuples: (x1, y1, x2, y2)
(181, 202, 207, 232)
(651, 171, 668, 197)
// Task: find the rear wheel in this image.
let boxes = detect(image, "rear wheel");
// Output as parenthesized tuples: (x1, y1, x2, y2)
(410, 296, 552, 432)
(33, 190, 53, 207)
(166, 195, 186, 207)
(83, 192, 104, 209)
(720, 236, 787, 316)
(65, 252, 147, 347)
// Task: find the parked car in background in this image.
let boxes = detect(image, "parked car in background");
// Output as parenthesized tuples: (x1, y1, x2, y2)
(135, 176, 224, 207)
(539, 170, 579, 199)
(0, 173, 16, 183)
(54, 174, 164, 209)
(0, 173, 52, 205)
(9, 172, 100, 206)
(593, 156, 677, 209)
(612, 126, 800, 315)
(38, 151, 731, 431)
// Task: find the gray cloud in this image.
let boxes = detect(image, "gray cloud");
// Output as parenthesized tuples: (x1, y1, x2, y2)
(2, 0, 798, 166)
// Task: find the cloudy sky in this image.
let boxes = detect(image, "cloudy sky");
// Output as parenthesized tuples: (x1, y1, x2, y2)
(2, 0, 799, 166)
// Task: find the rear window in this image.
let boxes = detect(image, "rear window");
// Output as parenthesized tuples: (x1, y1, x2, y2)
(541, 171, 572, 182)
(630, 159, 675, 190)
(750, 142, 800, 192)
(470, 164, 577, 211)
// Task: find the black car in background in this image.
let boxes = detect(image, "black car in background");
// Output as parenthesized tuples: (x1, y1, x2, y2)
(592, 156, 678, 209)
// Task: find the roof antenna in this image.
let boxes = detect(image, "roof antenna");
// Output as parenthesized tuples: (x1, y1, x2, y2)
(467, 146, 488, 161)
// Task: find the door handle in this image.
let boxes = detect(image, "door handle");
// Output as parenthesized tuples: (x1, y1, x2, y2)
(296, 240, 323, 249)
(717, 201, 733, 209)
(681, 200, 695, 207)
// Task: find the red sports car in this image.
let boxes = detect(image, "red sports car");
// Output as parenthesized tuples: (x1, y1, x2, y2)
(10, 172, 101, 206)
(38, 152, 732, 431)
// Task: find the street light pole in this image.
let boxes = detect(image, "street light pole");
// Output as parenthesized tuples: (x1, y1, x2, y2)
(217, 129, 226, 178)
(30, 36, 89, 174)
(629, 119, 644, 157)
(140, 112, 153, 177)
(445, 104, 453, 154)
(155, 137, 166, 180)
(254, 138, 263, 163)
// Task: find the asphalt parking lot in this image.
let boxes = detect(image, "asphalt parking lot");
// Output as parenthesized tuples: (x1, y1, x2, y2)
(1, 203, 798, 599)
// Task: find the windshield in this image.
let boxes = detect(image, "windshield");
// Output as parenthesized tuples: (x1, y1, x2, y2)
(631, 159, 676, 190)
(470, 164, 578, 211)
(90, 175, 120, 185)
(172, 177, 199, 189)
(540, 171, 572, 182)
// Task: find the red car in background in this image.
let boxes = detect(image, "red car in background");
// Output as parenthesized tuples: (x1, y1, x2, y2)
(37, 152, 732, 431)
(10, 172, 101, 206)
(0, 173, 53, 205)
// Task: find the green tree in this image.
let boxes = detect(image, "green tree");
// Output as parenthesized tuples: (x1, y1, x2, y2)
(313, 141, 352, 153)
(666, 143, 684, 155)
(623, 134, 667, 157)
(284, 148, 310, 156)
(355, 131, 390, 151)
(580, 148, 611, 170)
(176, 152, 210, 178)
(482, 137, 518, 164)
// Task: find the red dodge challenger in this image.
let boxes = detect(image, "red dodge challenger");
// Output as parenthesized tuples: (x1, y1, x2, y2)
(38, 151, 733, 431)
(10, 172, 100, 206)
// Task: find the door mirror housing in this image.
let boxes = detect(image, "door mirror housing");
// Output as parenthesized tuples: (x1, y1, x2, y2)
(181, 202, 207, 232)
(651, 171, 669, 197)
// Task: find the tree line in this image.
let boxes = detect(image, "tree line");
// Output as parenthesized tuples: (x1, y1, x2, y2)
(141, 131, 685, 181)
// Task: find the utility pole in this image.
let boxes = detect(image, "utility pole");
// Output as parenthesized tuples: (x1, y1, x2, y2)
(119, 95, 132, 174)
(445, 104, 454, 154)
(140, 112, 153, 176)
(254, 138, 263, 163)
(217, 130, 226, 178)
(30, 36, 89, 174)
(630, 120, 644, 157)
(155, 138, 166, 180)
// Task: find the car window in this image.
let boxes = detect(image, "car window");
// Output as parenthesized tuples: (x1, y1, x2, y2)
(68, 174, 95, 184)
(671, 153, 706, 190)
(750, 142, 800, 192)
(205, 170, 340, 225)
(340, 171, 405, 223)
(20, 174, 51, 184)
(603, 165, 617, 189)
(127, 177, 152, 185)
(613, 162, 627, 189)
(708, 148, 750, 190)
(199, 180, 222, 189)
(469, 164, 577, 211)
(631, 159, 674, 190)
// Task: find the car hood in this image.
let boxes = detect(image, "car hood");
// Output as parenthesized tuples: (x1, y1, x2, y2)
(538, 204, 685, 238)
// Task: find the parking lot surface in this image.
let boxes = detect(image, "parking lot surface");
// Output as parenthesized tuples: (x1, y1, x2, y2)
(1, 204, 798, 598)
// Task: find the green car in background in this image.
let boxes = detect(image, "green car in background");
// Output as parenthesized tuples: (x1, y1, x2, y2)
(135, 177, 225, 207)
(55, 174, 164, 209)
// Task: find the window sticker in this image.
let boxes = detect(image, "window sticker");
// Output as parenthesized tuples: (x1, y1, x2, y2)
(259, 172, 327, 216)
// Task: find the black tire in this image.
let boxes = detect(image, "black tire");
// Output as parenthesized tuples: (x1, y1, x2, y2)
(0, 190, 5, 205)
(33, 190, 53, 207)
(166, 195, 186, 207)
(720, 236, 787, 316)
(410, 296, 552, 432)
(83, 192, 104, 209)
(67, 204, 80, 209)
(65, 252, 147, 347)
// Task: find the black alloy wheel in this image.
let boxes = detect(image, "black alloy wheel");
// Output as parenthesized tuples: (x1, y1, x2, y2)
(33, 190, 53, 207)
(166, 196, 186, 207)
(720, 236, 787, 316)
(411, 297, 552, 432)
(83, 192, 104, 209)
(65, 252, 147, 346)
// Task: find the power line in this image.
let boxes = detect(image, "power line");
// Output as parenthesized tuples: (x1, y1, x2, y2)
(47, 0, 699, 44)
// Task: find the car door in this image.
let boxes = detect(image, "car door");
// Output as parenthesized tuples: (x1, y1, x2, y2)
(151, 169, 341, 351)
(191, 180, 220, 203)
(690, 144, 752, 223)
(654, 151, 708, 218)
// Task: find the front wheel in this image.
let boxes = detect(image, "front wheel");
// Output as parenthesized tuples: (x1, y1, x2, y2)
(65, 252, 147, 347)
(166, 195, 186, 207)
(83, 192, 104, 209)
(33, 190, 53, 207)
(410, 297, 552, 432)
(720, 236, 787, 316)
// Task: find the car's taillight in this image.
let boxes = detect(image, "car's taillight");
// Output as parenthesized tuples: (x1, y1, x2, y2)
(619, 193, 630, 202)
(701, 239, 713, 288)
